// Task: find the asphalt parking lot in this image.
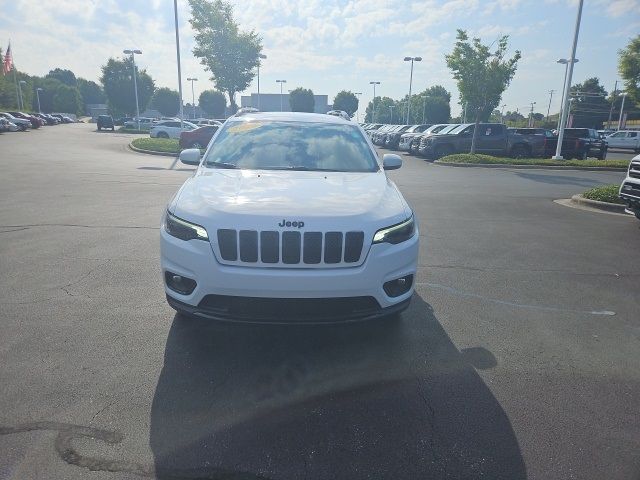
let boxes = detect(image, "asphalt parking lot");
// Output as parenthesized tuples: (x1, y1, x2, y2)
(1, 123, 639, 480)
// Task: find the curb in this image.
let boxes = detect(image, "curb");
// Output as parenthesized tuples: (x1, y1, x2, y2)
(433, 161, 627, 172)
(570, 194, 627, 213)
(128, 143, 178, 158)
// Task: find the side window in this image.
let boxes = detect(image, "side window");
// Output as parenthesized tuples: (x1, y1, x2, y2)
(628, 132, 638, 138)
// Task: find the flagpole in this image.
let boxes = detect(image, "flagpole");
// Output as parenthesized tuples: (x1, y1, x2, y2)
(8, 42, 21, 109)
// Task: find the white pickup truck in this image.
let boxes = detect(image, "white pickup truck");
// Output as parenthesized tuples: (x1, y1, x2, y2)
(619, 154, 640, 221)
(606, 130, 640, 153)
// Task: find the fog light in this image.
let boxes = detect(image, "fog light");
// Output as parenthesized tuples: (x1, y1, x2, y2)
(383, 274, 413, 298)
(165, 271, 197, 295)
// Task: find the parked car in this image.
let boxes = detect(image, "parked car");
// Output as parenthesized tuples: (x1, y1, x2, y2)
(51, 114, 73, 124)
(114, 116, 133, 126)
(0, 112, 30, 131)
(619, 155, 640, 221)
(124, 117, 155, 130)
(34, 113, 58, 125)
(8, 111, 42, 128)
(97, 115, 115, 131)
(397, 124, 432, 151)
(326, 110, 351, 120)
(194, 118, 223, 127)
(419, 123, 546, 159)
(413, 124, 460, 155)
(162, 111, 418, 322)
(150, 120, 198, 139)
(508, 128, 556, 157)
(370, 124, 394, 144)
(384, 125, 417, 149)
(545, 128, 607, 159)
(179, 124, 219, 149)
(605, 130, 640, 152)
(0, 118, 11, 133)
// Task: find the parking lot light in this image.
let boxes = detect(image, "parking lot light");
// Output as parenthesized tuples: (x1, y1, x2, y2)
(257, 54, 267, 110)
(556, 58, 579, 131)
(18, 80, 26, 110)
(403, 57, 422, 124)
(369, 81, 380, 122)
(618, 92, 628, 131)
(276, 79, 287, 111)
(354, 92, 362, 121)
(123, 49, 143, 130)
(36, 88, 43, 113)
(187, 78, 198, 119)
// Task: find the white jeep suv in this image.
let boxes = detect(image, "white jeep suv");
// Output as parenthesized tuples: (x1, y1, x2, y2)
(160, 112, 419, 323)
(619, 154, 640, 221)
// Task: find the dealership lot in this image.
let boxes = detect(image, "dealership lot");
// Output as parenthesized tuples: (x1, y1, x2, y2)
(1, 123, 639, 479)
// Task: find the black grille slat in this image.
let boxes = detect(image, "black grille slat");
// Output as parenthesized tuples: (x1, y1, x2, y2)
(217, 229, 238, 261)
(282, 231, 301, 264)
(324, 232, 343, 264)
(303, 232, 322, 264)
(239, 230, 258, 262)
(260, 231, 279, 263)
(344, 231, 364, 262)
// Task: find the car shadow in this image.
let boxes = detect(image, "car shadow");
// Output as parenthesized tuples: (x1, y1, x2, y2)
(149, 294, 526, 480)
(513, 171, 609, 187)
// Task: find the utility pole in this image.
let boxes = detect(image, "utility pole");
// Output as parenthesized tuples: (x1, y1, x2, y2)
(369, 81, 380, 122)
(528, 102, 536, 127)
(607, 80, 618, 130)
(546, 90, 554, 123)
(389, 105, 395, 123)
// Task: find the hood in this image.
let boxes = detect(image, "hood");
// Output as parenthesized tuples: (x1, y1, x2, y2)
(172, 169, 409, 232)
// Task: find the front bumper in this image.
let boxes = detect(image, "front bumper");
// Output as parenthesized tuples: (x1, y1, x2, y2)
(160, 227, 419, 321)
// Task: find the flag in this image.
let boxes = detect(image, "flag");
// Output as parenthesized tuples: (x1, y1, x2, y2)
(3, 43, 13, 75)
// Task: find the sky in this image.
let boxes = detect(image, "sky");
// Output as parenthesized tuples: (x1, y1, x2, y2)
(1, 0, 638, 118)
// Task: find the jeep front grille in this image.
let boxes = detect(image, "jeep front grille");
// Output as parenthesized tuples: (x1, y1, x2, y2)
(216, 229, 366, 267)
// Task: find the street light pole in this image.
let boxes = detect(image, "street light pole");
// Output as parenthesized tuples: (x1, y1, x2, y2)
(36, 88, 43, 113)
(173, 0, 184, 129)
(187, 78, 198, 118)
(403, 56, 422, 124)
(422, 96, 428, 123)
(17, 80, 26, 110)
(369, 81, 380, 122)
(607, 80, 618, 130)
(257, 54, 267, 110)
(501, 104, 507, 124)
(555, 58, 578, 130)
(553, 0, 584, 160)
(354, 92, 362, 122)
(276, 80, 287, 111)
(123, 49, 142, 130)
(618, 92, 628, 130)
(389, 105, 394, 123)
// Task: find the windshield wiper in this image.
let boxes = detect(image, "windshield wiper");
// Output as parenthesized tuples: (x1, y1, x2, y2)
(208, 162, 238, 169)
(263, 166, 342, 172)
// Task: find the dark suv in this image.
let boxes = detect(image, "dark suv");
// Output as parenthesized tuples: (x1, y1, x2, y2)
(97, 115, 115, 131)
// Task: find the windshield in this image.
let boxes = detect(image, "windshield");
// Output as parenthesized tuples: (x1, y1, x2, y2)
(448, 124, 472, 134)
(204, 121, 378, 172)
(564, 129, 590, 138)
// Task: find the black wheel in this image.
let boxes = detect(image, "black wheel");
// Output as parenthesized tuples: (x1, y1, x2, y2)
(578, 150, 588, 160)
(434, 144, 453, 159)
(111, 127, 115, 131)
(598, 148, 607, 160)
(157, 131, 169, 139)
(510, 144, 530, 159)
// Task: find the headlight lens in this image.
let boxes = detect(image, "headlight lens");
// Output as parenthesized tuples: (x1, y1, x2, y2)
(373, 215, 416, 244)
(163, 210, 209, 241)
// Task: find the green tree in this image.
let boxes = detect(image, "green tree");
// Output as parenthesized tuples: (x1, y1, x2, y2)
(421, 96, 450, 123)
(100, 57, 155, 116)
(445, 29, 521, 153)
(332, 91, 358, 117)
(569, 77, 610, 128)
(424, 84, 451, 103)
(189, 0, 262, 113)
(77, 78, 106, 105)
(199, 89, 226, 117)
(289, 87, 315, 112)
(47, 68, 77, 87)
(618, 35, 640, 105)
(53, 84, 82, 114)
(151, 87, 180, 116)
(365, 96, 396, 123)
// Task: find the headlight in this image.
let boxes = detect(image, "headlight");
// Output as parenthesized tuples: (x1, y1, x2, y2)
(373, 215, 416, 244)
(163, 210, 209, 241)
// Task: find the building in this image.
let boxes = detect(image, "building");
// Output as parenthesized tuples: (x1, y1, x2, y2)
(241, 93, 329, 114)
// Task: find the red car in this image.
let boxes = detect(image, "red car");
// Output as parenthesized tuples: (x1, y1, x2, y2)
(9, 111, 43, 128)
(179, 124, 219, 149)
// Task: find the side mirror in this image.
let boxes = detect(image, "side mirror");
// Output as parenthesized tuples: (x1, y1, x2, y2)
(382, 153, 402, 170)
(179, 148, 201, 165)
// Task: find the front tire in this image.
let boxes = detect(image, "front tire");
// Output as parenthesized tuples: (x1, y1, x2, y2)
(511, 144, 530, 159)
(434, 144, 453, 159)
(157, 131, 169, 139)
